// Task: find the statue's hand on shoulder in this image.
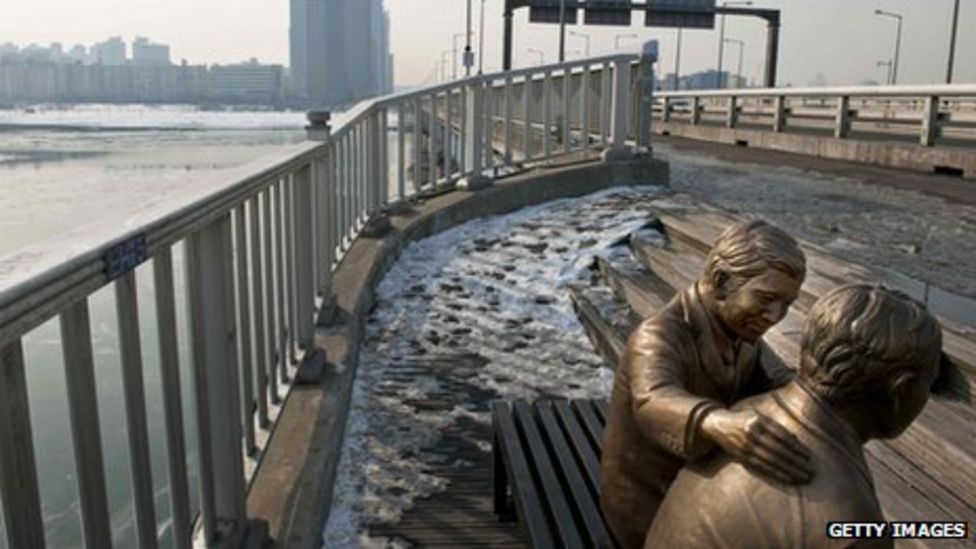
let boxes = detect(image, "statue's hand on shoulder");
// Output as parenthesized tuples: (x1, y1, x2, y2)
(700, 408, 814, 485)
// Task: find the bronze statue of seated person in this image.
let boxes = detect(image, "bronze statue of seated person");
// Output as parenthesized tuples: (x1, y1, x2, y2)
(645, 284, 943, 548)
(601, 220, 815, 549)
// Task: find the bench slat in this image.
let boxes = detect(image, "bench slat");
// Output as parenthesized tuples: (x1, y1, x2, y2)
(492, 401, 557, 549)
(537, 401, 615, 548)
(573, 400, 606, 454)
(553, 400, 602, 500)
(513, 400, 586, 549)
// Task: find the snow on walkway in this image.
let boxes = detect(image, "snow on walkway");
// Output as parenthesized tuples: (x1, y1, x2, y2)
(323, 185, 667, 547)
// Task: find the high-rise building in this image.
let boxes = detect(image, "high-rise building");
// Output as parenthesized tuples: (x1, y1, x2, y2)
(289, 0, 394, 107)
(92, 37, 127, 65)
(132, 37, 171, 66)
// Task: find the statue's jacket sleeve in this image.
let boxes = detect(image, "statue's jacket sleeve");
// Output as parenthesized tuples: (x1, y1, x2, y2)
(624, 308, 723, 460)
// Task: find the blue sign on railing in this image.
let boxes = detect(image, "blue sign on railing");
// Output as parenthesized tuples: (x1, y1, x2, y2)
(102, 234, 148, 280)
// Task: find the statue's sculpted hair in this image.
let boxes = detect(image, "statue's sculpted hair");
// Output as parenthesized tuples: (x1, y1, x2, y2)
(703, 220, 806, 291)
(799, 284, 942, 403)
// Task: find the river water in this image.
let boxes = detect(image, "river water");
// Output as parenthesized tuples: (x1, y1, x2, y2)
(0, 104, 308, 548)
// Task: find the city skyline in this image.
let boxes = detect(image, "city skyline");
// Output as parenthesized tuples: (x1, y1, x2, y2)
(1, 0, 974, 87)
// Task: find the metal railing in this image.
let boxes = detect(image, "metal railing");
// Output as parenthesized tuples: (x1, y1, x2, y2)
(655, 84, 976, 147)
(0, 52, 639, 548)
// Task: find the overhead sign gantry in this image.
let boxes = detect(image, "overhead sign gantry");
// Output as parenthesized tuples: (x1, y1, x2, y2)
(503, 0, 781, 87)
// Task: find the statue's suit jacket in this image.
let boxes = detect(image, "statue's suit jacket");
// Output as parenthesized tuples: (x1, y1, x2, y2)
(600, 283, 789, 549)
(644, 382, 888, 549)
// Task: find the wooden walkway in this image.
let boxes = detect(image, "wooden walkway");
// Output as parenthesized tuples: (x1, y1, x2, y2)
(368, 354, 525, 548)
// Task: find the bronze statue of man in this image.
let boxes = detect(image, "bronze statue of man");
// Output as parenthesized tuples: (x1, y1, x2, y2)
(601, 220, 813, 549)
(644, 284, 943, 548)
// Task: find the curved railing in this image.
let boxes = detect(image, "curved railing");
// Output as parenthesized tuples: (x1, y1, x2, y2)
(0, 52, 641, 548)
(655, 84, 976, 147)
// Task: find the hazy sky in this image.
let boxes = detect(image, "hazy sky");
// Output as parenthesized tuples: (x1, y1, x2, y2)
(2, 0, 974, 87)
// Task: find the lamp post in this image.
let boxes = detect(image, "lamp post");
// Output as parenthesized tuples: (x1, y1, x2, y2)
(528, 48, 545, 66)
(946, 0, 961, 83)
(614, 32, 638, 50)
(875, 9, 903, 85)
(559, 0, 567, 62)
(452, 32, 468, 81)
(877, 59, 893, 85)
(717, 0, 752, 88)
(723, 38, 745, 88)
(569, 30, 591, 57)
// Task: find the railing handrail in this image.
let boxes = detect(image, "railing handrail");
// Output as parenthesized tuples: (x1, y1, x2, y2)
(657, 83, 976, 99)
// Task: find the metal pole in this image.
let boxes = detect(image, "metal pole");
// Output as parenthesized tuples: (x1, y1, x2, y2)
(764, 14, 780, 87)
(893, 15, 903, 85)
(480, 0, 486, 73)
(503, 3, 514, 70)
(674, 28, 683, 90)
(947, 0, 960, 83)
(717, 12, 726, 88)
(559, 0, 567, 63)
(737, 42, 744, 87)
(466, 0, 473, 76)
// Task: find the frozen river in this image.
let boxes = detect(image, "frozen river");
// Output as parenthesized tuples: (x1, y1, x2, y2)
(0, 104, 308, 548)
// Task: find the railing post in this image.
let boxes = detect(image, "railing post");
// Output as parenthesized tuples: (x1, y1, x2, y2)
(294, 164, 315, 349)
(115, 271, 159, 549)
(0, 338, 45, 549)
(691, 96, 701, 125)
(772, 95, 786, 132)
(504, 77, 514, 163)
(460, 79, 491, 189)
(605, 57, 633, 160)
(153, 247, 192, 545)
(921, 95, 940, 146)
(61, 298, 113, 548)
(726, 95, 738, 128)
(835, 95, 851, 139)
(185, 215, 247, 546)
(638, 41, 658, 150)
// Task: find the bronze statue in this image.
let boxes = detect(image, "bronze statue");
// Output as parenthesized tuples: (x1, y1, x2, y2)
(601, 220, 813, 549)
(644, 284, 943, 548)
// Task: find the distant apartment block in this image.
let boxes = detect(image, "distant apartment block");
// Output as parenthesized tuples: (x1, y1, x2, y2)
(92, 36, 127, 66)
(290, 0, 394, 107)
(132, 37, 171, 66)
(0, 37, 287, 105)
(210, 59, 284, 103)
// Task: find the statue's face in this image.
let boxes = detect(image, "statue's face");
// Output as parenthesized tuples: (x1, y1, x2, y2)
(716, 268, 802, 342)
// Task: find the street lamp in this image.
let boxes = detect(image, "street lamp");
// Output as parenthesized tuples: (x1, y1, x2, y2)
(875, 9, 903, 85)
(614, 33, 638, 50)
(452, 32, 469, 81)
(528, 48, 545, 66)
(717, 0, 752, 88)
(877, 59, 893, 85)
(723, 38, 745, 88)
(569, 30, 591, 57)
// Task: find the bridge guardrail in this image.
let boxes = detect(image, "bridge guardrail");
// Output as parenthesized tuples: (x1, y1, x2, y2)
(655, 84, 976, 147)
(0, 52, 640, 548)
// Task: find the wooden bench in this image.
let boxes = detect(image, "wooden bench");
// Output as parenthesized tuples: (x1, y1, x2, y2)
(492, 399, 618, 549)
